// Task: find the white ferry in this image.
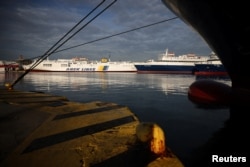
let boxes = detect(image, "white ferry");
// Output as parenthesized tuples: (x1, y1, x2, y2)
(21, 57, 137, 72)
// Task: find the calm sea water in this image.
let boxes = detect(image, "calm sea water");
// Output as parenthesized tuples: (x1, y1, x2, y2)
(1, 72, 231, 166)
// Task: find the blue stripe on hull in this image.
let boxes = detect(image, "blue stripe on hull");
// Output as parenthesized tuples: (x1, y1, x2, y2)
(135, 65, 194, 73)
(194, 64, 226, 72)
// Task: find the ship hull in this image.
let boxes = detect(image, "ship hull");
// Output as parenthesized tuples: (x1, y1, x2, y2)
(194, 64, 227, 76)
(135, 64, 194, 74)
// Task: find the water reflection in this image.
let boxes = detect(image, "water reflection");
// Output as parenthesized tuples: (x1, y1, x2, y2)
(2, 72, 232, 97)
(0, 72, 232, 167)
(1, 72, 210, 96)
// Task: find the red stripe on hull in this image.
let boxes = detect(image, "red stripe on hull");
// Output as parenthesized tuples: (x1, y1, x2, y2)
(194, 71, 228, 76)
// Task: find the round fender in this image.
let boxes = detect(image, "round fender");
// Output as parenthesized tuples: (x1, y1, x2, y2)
(188, 79, 231, 106)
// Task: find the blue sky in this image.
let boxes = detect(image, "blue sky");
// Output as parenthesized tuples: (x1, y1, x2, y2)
(0, 0, 212, 61)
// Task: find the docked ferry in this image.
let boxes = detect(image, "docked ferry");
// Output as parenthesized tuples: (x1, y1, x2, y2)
(134, 49, 208, 74)
(193, 52, 228, 76)
(22, 57, 137, 72)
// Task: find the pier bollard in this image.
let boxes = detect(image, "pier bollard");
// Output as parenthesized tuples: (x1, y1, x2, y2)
(136, 122, 184, 167)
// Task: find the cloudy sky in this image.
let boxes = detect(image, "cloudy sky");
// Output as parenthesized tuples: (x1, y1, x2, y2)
(0, 0, 212, 61)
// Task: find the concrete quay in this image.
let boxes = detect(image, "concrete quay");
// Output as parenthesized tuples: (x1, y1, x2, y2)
(0, 88, 183, 167)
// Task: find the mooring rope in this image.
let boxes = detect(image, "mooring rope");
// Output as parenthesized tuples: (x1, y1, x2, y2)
(19, 17, 179, 62)
(8, 0, 117, 89)
(55, 17, 179, 53)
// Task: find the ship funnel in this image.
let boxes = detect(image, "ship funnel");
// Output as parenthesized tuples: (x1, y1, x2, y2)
(165, 48, 168, 55)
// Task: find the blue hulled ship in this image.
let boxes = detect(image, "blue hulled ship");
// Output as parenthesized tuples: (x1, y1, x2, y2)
(193, 52, 228, 76)
(134, 49, 208, 74)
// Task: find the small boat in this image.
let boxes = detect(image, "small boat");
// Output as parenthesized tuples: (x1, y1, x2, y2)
(21, 57, 137, 72)
(134, 48, 208, 74)
(0, 60, 21, 72)
(193, 52, 228, 76)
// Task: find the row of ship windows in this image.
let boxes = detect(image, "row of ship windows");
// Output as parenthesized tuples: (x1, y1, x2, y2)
(43, 64, 68, 67)
(42, 64, 132, 67)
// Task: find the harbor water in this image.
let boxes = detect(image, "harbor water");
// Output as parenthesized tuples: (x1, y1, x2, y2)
(1, 72, 231, 166)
